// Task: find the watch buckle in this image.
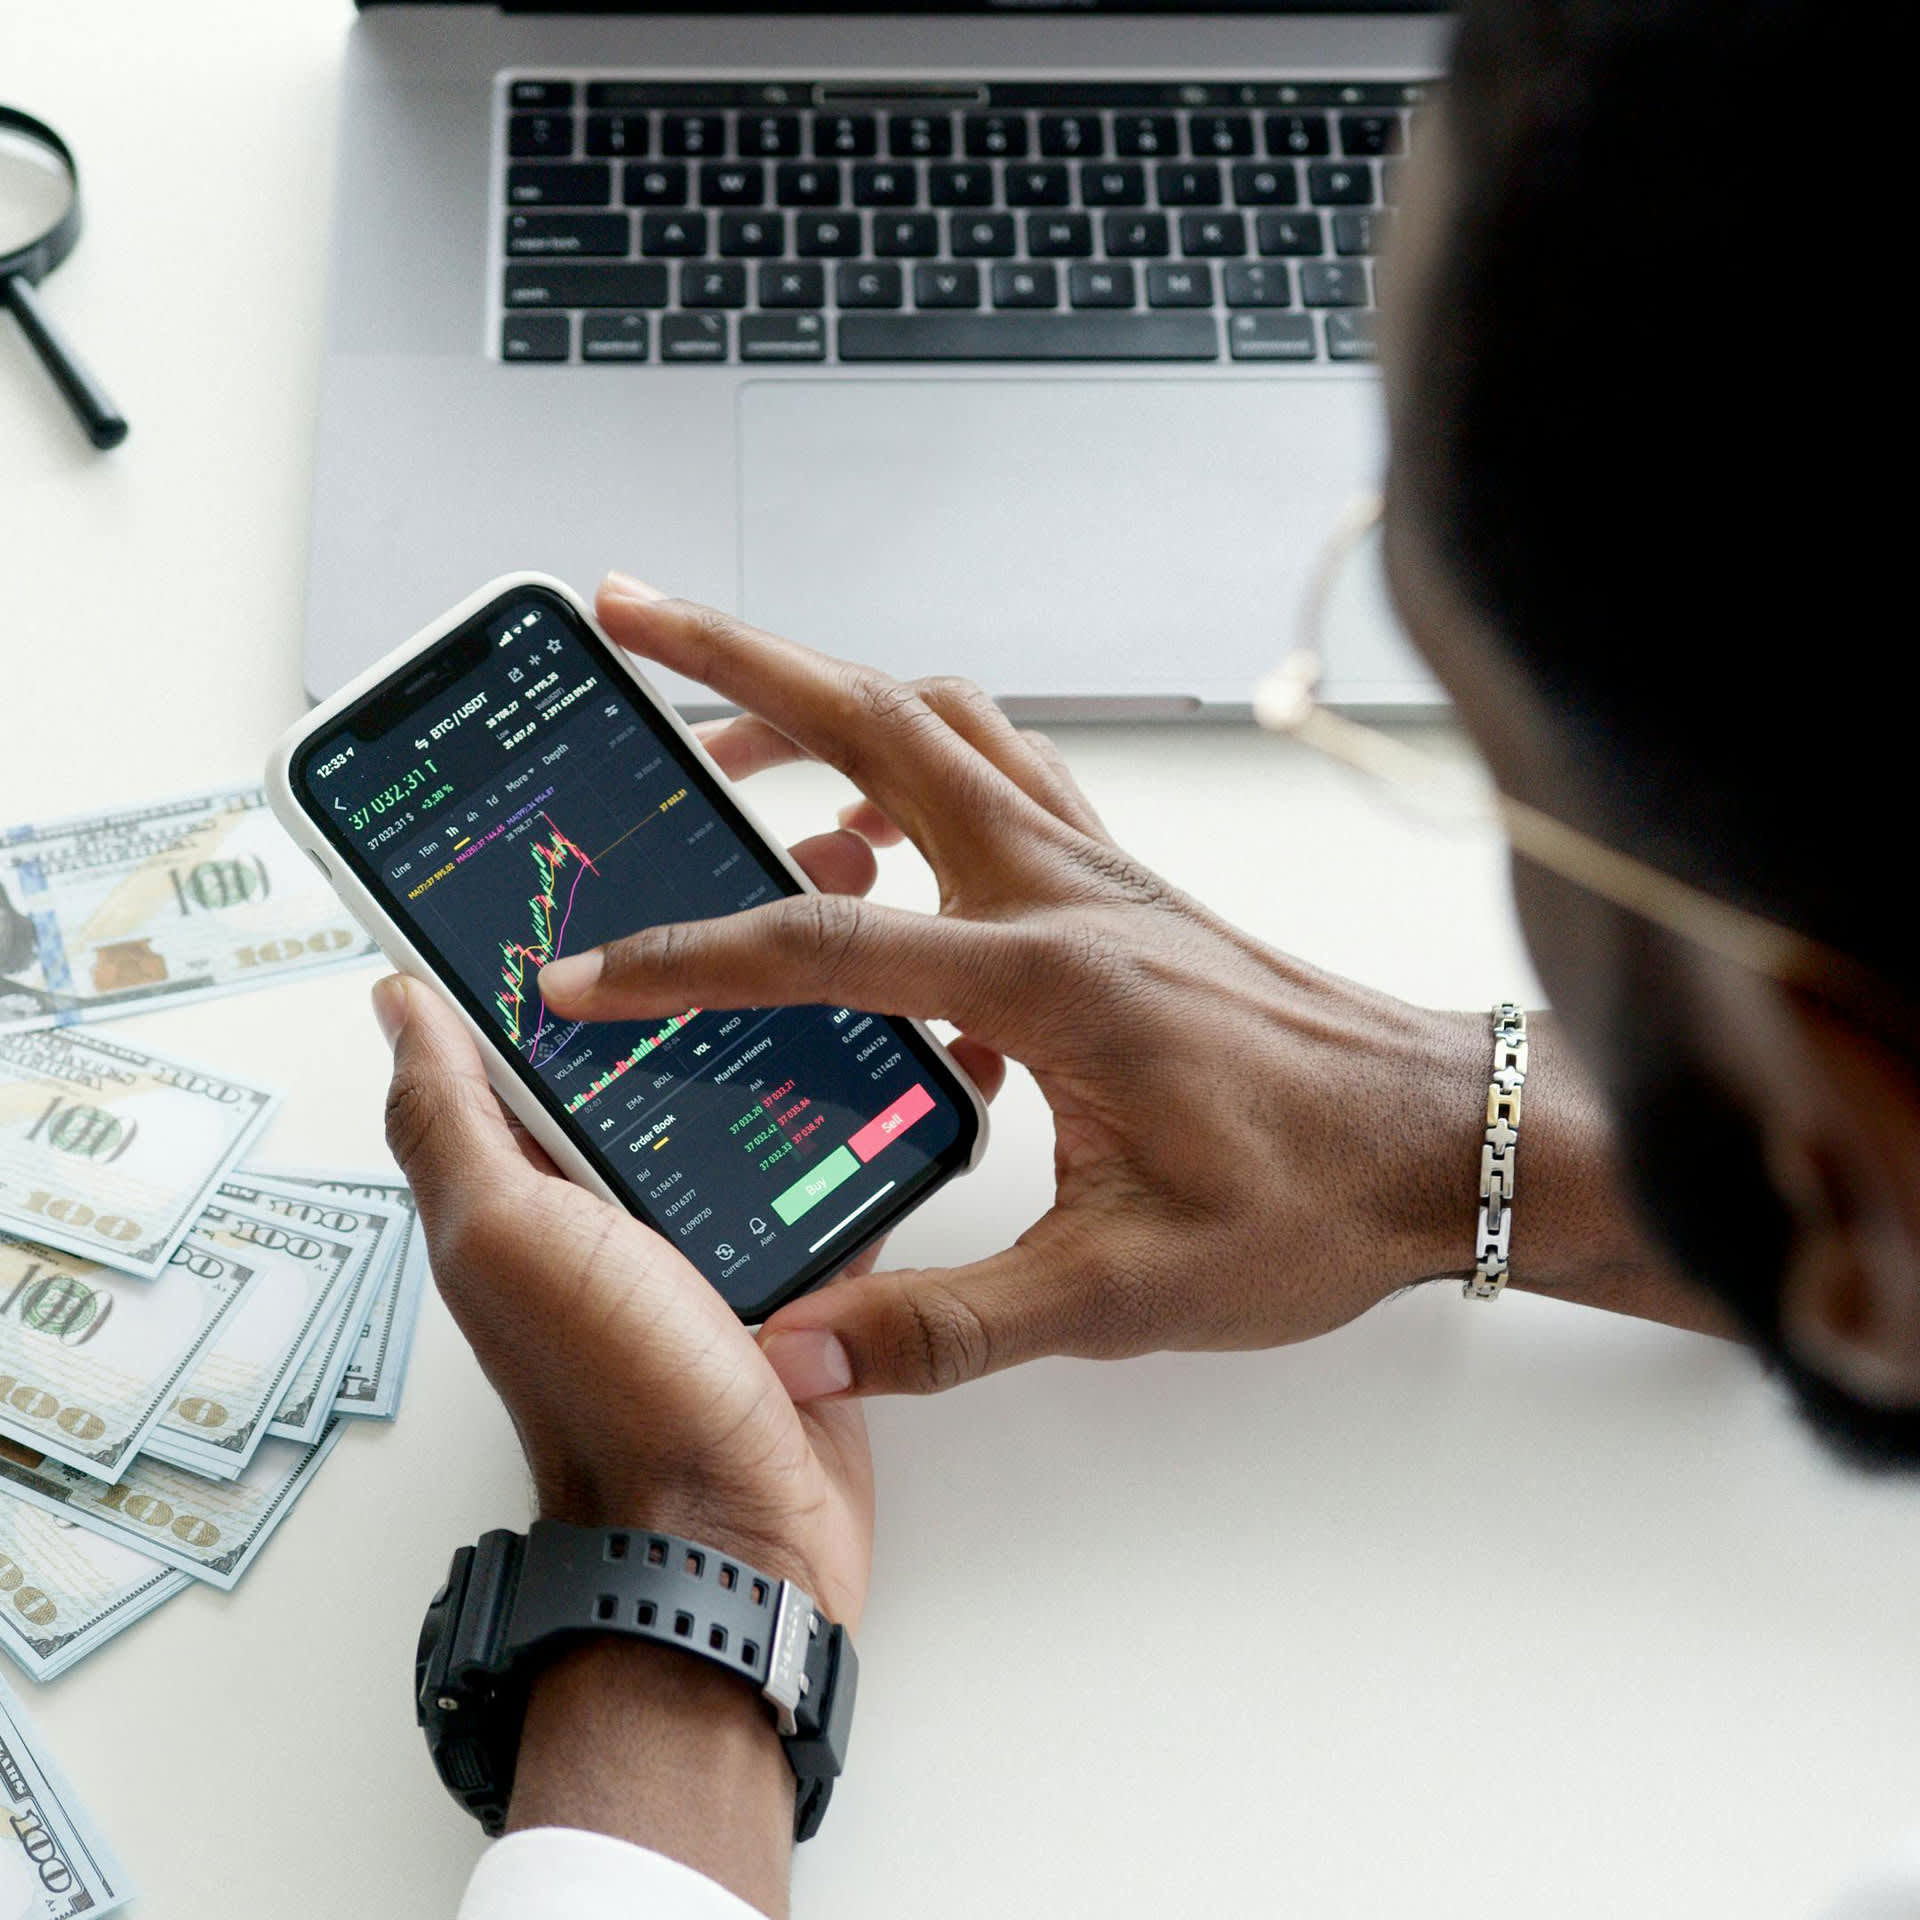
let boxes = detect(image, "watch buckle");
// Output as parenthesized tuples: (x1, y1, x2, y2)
(761, 1579, 815, 1738)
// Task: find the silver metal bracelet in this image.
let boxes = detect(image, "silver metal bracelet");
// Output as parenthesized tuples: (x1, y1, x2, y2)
(1467, 1002, 1528, 1300)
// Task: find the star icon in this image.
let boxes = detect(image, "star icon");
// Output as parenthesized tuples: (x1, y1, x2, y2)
(547, 637, 563, 654)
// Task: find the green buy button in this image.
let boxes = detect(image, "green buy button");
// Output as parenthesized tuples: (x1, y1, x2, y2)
(772, 1145, 860, 1226)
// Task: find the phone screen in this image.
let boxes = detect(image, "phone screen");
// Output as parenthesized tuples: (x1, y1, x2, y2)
(291, 583, 977, 1319)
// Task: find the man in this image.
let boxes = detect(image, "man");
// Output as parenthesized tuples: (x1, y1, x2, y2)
(378, 0, 1916, 1912)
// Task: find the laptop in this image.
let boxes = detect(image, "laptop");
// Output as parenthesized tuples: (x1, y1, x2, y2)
(305, 1, 1449, 716)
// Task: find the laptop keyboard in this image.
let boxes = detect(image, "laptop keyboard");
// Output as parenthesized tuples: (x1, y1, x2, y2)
(495, 79, 1431, 367)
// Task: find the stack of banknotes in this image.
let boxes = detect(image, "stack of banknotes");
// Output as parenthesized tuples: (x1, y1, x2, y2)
(0, 785, 410, 1911)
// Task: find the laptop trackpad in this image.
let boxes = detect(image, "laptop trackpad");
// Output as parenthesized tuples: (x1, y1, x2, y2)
(737, 377, 1385, 709)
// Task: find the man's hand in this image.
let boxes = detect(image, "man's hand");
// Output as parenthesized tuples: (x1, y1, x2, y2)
(534, 578, 1610, 1404)
(375, 969, 883, 1914)
(377, 970, 872, 1620)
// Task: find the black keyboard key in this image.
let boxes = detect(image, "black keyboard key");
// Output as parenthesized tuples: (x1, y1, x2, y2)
(796, 212, 862, 257)
(1339, 113, 1404, 157)
(1156, 163, 1222, 208)
(1299, 259, 1369, 307)
(1081, 164, 1147, 208)
(505, 263, 668, 308)
(586, 115, 649, 159)
(1233, 162, 1298, 207)
(700, 163, 765, 207)
(1180, 213, 1246, 257)
(1027, 213, 1093, 257)
(889, 113, 953, 158)
(852, 164, 916, 207)
(742, 312, 827, 361)
(506, 213, 630, 258)
(816, 114, 879, 158)
(581, 312, 651, 361)
(929, 163, 994, 208)
(1147, 262, 1212, 308)
(951, 212, 1016, 257)
(1190, 114, 1254, 157)
(1256, 212, 1324, 256)
(964, 113, 1028, 158)
(1006, 164, 1070, 208)
(1333, 210, 1384, 256)
(624, 164, 689, 207)
(1115, 113, 1178, 158)
(1068, 262, 1136, 308)
(663, 114, 724, 158)
(508, 163, 612, 208)
(719, 212, 785, 257)
(760, 262, 827, 308)
(1228, 312, 1316, 360)
(777, 163, 843, 207)
(1324, 311, 1378, 360)
(502, 313, 570, 361)
(992, 262, 1058, 309)
(838, 313, 1218, 361)
(1224, 261, 1291, 307)
(510, 80, 574, 112)
(661, 312, 729, 361)
(1265, 113, 1330, 157)
(1308, 162, 1373, 206)
(640, 213, 708, 256)
(509, 114, 574, 160)
(1039, 114, 1103, 159)
(837, 261, 904, 308)
(681, 262, 748, 309)
(1104, 213, 1170, 257)
(874, 213, 939, 256)
(914, 263, 981, 308)
(741, 113, 802, 158)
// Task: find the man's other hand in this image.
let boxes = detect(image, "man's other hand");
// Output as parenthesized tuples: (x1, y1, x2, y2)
(535, 578, 1499, 1404)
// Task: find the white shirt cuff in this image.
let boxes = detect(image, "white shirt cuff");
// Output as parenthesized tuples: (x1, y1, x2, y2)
(456, 1827, 770, 1920)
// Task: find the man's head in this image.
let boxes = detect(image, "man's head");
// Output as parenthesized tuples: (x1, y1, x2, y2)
(1377, 0, 1920, 1459)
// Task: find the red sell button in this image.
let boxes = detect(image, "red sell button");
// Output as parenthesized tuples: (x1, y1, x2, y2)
(847, 1082, 935, 1163)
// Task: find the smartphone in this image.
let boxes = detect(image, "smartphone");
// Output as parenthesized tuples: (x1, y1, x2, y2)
(268, 574, 987, 1322)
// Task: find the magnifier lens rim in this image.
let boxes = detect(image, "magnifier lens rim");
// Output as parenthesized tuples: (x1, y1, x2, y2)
(0, 106, 83, 286)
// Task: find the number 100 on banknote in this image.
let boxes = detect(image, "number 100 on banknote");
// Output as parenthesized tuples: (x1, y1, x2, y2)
(0, 786, 376, 1030)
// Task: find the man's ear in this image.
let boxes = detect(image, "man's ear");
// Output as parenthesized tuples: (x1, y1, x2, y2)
(1770, 998, 1920, 1408)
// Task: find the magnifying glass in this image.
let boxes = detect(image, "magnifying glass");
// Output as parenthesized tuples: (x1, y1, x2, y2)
(0, 106, 128, 450)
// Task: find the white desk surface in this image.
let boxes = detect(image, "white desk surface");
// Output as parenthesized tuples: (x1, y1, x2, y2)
(6, 9, 1919, 1917)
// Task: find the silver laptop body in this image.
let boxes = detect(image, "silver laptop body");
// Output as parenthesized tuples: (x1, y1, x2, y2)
(306, 3, 1450, 715)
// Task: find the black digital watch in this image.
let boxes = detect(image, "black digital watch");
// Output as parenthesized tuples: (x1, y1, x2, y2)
(415, 1519, 858, 1841)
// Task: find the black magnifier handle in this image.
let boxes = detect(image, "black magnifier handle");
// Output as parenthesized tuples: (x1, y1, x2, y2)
(2, 271, 128, 450)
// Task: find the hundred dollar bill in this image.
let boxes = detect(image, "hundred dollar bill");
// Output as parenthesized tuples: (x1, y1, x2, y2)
(0, 784, 376, 1032)
(0, 1029, 279, 1281)
(0, 1674, 134, 1917)
(138, 1194, 367, 1482)
(209, 1180, 400, 1445)
(262, 1170, 429, 1420)
(0, 1234, 258, 1481)
(0, 1421, 346, 1592)
(0, 1495, 189, 1683)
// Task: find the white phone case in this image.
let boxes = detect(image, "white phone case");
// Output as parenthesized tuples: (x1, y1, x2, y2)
(266, 573, 988, 1293)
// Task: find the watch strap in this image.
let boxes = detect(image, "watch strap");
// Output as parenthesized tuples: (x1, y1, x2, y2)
(418, 1520, 856, 1842)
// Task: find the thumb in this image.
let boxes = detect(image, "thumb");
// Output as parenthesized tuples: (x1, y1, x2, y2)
(758, 1242, 1073, 1399)
(372, 975, 528, 1228)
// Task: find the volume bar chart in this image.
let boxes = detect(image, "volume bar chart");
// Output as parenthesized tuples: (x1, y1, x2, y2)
(564, 1008, 702, 1114)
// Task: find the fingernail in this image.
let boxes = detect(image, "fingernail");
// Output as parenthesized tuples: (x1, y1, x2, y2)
(600, 571, 667, 603)
(762, 1329, 854, 1401)
(539, 951, 602, 1003)
(370, 975, 409, 1049)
